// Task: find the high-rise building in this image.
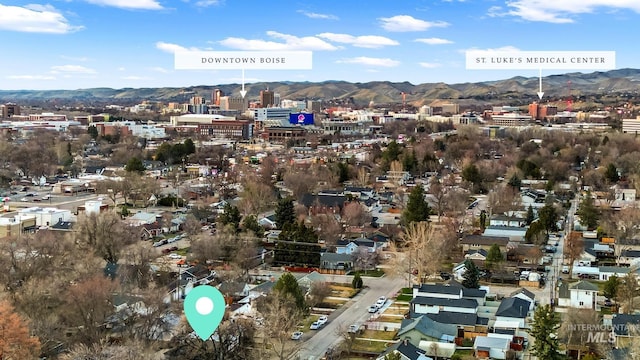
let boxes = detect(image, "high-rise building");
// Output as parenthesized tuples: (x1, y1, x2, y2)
(219, 96, 246, 112)
(260, 89, 275, 108)
(1, 103, 20, 118)
(190, 96, 205, 105)
(212, 89, 224, 106)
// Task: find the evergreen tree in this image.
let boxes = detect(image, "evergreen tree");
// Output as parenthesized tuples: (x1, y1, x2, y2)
(485, 244, 504, 270)
(336, 162, 350, 183)
(218, 203, 242, 232)
(462, 164, 484, 193)
(124, 157, 146, 173)
(273, 272, 307, 313)
(538, 203, 559, 236)
(275, 197, 296, 229)
(507, 173, 521, 190)
(402, 186, 431, 225)
(241, 214, 263, 237)
(479, 210, 487, 231)
(577, 191, 599, 230)
(352, 272, 363, 289)
(183, 138, 196, 155)
(462, 259, 480, 289)
(603, 274, 620, 302)
(604, 163, 620, 183)
(87, 125, 99, 140)
(274, 222, 321, 267)
(525, 205, 535, 225)
(529, 305, 564, 360)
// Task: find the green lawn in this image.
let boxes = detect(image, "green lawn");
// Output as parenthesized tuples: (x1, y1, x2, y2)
(396, 294, 412, 301)
(348, 269, 385, 277)
(351, 339, 390, 353)
(176, 247, 190, 256)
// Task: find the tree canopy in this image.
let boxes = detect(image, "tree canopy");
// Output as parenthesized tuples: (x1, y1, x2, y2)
(529, 305, 564, 360)
(402, 185, 431, 225)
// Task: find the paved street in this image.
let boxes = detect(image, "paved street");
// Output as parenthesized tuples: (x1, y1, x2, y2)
(293, 273, 406, 360)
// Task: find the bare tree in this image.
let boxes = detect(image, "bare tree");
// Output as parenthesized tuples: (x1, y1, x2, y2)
(342, 202, 372, 227)
(351, 247, 378, 273)
(75, 211, 139, 264)
(255, 292, 303, 360)
(238, 176, 276, 216)
(558, 308, 608, 358)
(307, 281, 332, 308)
(618, 273, 640, 314)
(310, 214, 342, 247)
(400, 221, 446, 283)
(565, 231, 585, 278)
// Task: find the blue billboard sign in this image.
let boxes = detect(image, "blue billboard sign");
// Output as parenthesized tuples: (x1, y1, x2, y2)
(289, 112, 314, 125)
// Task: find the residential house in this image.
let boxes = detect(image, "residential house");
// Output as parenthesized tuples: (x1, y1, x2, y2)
(397, 315, 458, 345)
(141, 222, 163, 239)
(376, 339, 433, 360)
(465, 249, 488, 262)
(300, 192, 347, 215)
(18, 207, 72, 227)
(509, 288, 536, 311)
(412, 284, 463, 300)
(410, 296, 478, 316)
(489, 215, 527, 227)
(473, 335, 511, 360)
(320, 252, 353, 271)
(611, 313, 640, 348)
(568, 280, 598, 309)
(335, 236, 388, 254)
(460, 235, 510, 254)
(495, 297, 531, 328)
(482, 225, 527, 242)
(128, 211, 159, 226)
(258, 214, 277, 230)
(507, 244, 542, 265)
(165, 265, 217, 302)
(557, 281, 570, 307)
(344, 186, 375, 199)
(619, 250, 640, 267)
(521, 189, 547, 208)
(297, 271, 326, 293)
(599, 266, 633, 281)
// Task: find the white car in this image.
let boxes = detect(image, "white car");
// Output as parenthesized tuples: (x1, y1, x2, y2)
(376, 296, 386, 308)
(291, 331, 303, 340)
(317, 315, 328, 325)
(168, 253, 182, 259)
(348, 324, 359, 333)
(368, 305, 378, 313)
(309, 321, 321, 330)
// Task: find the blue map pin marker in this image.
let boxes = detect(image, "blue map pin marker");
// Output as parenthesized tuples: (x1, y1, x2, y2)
(184, 285, 226, 340)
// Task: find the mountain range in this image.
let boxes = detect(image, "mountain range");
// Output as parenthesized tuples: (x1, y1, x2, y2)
(2, 68, 640, 108)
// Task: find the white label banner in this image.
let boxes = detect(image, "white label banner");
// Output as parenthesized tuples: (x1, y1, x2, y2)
(466, 50, 616, 70)
(175, 51, 313, 70)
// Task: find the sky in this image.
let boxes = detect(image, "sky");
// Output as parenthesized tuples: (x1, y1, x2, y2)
(1, 0, 640, 90)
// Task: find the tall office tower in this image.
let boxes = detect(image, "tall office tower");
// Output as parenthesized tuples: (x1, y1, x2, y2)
(1, 103, 20, 118)
(260, 88, 275, 108)
(190, 96, 205, 105)
(212, 89, 224, 106)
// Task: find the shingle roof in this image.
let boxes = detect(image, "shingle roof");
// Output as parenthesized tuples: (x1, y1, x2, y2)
(460, 235, 510, 246)
(411, 296, 478, 309)
(427, 311, 478, 326)
(413, 283, 463, 296)
(570, 280, 599, 291)
(509, 288, 535, 300)
(612, 314, 640, 336)
(495, 297, 530, 318)
(398, 315, 457, 340)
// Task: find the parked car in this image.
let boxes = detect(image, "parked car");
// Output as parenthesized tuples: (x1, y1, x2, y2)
(291, 331, 303, 340)
(348, 324, 359, 333)
(604, 298, 613, 307)
(168, 253, 182, 259)
(368, 305, 378, 313)
(376, 297, 386, 308)
(440, 272, 451, 280)
(310, 321, 321, 330)
(317, 315, 328, 325)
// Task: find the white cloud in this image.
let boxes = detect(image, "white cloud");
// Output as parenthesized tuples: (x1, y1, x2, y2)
(460, 45, 521, 54)
(415, 37, 453, 45)
(156, 42, 201, 54)
(51, 65, 97, 74)
(60, 55, 90, 61)
(337, 57, 400, 67)
(195, 0, 221, 7)
(219, 31, 339, 51)
(419, 62, 442, 68)
(118, 67, 126, 71)
(121, 76, 151, 80)
(83, 0, 163, 10)
(297, 10, 338, 20)
(379, 15, 449, 32)
(150, 66, 170, 73)
(490, 0, 640, 23)
(0, 4, 83, 34)
(7, 75, 56, 80)
(317, 33, 399, 48)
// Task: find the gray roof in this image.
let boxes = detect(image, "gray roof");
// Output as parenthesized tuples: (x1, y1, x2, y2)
(320, 252, 353, 263)
(411, 296, 478, 309)
(599, 266, 630, 274)
(462, 287, 487, 298)
(379, 340, 432, 360)
(413, 283, 463, 296)
(496, 297, 530, 318)
(570, 280, 599, 291)
(398, 315, 458, 340)
(474, 336, 510, 351)
(621, 250, 640, 258)
(558, 282, 570, 299)
(427, 311, 478, 327)
(509, 288, 535, 300)
(612, 314, 640, 336)
(460, 235, 510, 246)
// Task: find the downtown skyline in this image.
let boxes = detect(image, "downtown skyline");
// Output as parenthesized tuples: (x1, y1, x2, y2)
(1, 0, 639, 90)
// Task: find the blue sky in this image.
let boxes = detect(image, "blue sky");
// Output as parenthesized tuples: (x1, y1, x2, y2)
(1, 0, 639, 90)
